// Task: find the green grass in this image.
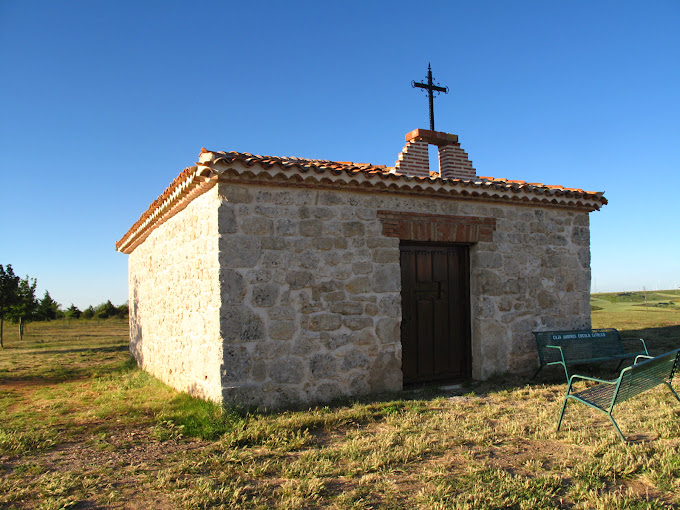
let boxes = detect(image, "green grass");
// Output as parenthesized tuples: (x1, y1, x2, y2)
(1, 296, 680, 509)
(591, 289, 680, 355)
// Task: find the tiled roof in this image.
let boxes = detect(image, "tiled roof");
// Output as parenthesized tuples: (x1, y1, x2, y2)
(199, 150, 606, 204)
(116, 149, 607, 254)
(204, 150, 391, 175)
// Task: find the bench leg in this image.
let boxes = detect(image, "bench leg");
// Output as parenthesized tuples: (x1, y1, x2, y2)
(531, 365, 544, 380)
(607, 412, 626, 442)
(665, 382, 680, 403)
(557, 395, 571, 432)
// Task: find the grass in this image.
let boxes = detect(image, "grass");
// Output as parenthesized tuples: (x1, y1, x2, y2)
(0, 293, 679, 508)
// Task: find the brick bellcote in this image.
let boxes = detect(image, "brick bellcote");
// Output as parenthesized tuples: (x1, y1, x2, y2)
(394, 129, 477, 180)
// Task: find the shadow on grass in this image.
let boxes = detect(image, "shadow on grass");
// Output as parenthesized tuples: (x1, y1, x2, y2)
(8, 344, 130, 356)
(621, 325, 680, 355)
(0, 356, 137, 384)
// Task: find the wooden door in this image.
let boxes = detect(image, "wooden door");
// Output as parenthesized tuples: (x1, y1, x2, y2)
(400, 243, 471, 384)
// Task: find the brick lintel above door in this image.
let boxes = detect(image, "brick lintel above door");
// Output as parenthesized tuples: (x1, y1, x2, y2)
(377, 211, 496, 243)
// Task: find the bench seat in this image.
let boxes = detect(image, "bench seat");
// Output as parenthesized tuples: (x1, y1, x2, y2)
(533, 328, 648, 381)
(557, 348, 680, 441)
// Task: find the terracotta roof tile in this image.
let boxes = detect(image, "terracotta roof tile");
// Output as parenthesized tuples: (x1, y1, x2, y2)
(117, 149, 607, 254)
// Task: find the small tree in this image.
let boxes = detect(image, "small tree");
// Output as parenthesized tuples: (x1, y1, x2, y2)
(82, 306, 95, 319)
(65, 304, 82, 320)
(95, 300, 118, 319)
(37, 291, 60, 321)
(116, 302, 129, 318)
(0, 264, 20, 348)
(11, 276, 37, 340)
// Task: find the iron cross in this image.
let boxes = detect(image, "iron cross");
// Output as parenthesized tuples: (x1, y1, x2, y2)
(412, 63, 448, 131)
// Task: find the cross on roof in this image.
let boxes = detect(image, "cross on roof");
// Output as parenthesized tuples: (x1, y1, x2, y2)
(412, 63, 448, 131)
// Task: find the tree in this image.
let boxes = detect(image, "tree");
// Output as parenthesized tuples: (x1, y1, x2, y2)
(0, 264, 20, 348)
(116, 302, 129, 318)
(10, 276, 37, 340)
(65, 304, 82, 319)
(82, 306, 95, 319)
(95, 300, 118, 319)
(37, 291, 60, 321)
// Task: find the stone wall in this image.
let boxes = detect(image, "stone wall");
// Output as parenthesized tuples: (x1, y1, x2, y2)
(216, 183, 403, 409)
(128, 187, 223, 402)
(214, 182, 592, 408)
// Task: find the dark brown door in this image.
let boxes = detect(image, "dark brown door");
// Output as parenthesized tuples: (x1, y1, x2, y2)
(400, 243, 471, 384)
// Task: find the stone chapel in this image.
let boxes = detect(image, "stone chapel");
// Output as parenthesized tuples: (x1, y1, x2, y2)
(116, 128, 607, 409)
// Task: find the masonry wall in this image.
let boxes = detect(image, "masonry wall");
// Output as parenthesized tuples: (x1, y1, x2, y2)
(128, 187, 223, 402)
(216, 182, 592, 408)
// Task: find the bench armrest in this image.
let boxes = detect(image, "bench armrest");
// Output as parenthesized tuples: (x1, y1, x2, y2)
(639, 338, 649, 356)
(568, 374, 616, 385)
(545, 344, 568, 366)
(622, 337, 649, 356)
(635, 354, 653, 364)
(565, 373, 617, 395)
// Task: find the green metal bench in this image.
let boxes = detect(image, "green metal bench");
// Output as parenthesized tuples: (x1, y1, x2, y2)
(532, 328, 648, 381)
(557, 348, 680, 441)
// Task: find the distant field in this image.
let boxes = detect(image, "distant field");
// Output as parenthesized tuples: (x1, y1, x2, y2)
(591, 289, 680, 355)
(1, 295, 680, 509)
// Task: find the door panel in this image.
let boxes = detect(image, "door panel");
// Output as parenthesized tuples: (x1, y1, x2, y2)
(400, 244, 471, 384)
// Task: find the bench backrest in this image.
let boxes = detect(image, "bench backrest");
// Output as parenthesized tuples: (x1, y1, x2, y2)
(533, 328, 622, 364)
(613, 349, 680, 406)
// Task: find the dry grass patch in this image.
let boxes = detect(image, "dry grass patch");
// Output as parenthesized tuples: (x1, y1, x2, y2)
(1, 298, 680, 508)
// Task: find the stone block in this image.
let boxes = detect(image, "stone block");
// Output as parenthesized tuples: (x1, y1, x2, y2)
(343, 221, 365, 237)
(313, 237, 335, 250)
(246, 269, 271, 283)
(309, 314, 342, 331)
(221, 269, 245, 305)
(346, 276, 371, 294)
(299, 251, 320, 270)
(372, 249, 399, 264)
(241, 217, 273, 236)
(324, 291, 346, 302)
(219, 184, 252, 204)
(371, 265, 400, 293)
(572, 226, 590, 246)
(368, 352, 402, 392)
(343, 317, 373, 330)
(261, 237, 286, 250)
(221, 344, 251, 383)
(299, 219, 322, 237)
(341, 350, 370, 370)
(268, 306, 296, 320)
(219, 235, 261, 268)
(319, 191, 344, 206)
(379, 295, 401, 318)
(364, 303, 379, 316)
(269, 356, 305, 384)
(331, 267, 352, 280)
(321, 332, 350, 351)
(253, 205, 278, 217)
(219, 206, 237, 233)
(262, 251, 292, 268)
(269, 321, 296, 341)
(313, 207, 336, 220)
(220, 306, 264, 342)
(277, 218, 298, 236)
(309, 353, 337, 379)
(330, 301, 363, 315)
(314, 382, 343, 403)
(252, 283, 279, 307)
(286, 270, 313, 290)
(376, 318, 400, 344)
(352, 261, 373, 275)
(291, 335, 321, 356)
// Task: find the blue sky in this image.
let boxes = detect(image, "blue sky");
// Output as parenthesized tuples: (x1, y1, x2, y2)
(1, 1, 678, 309)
